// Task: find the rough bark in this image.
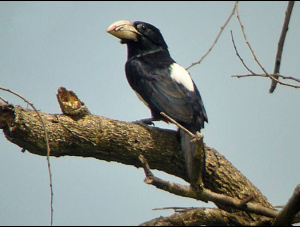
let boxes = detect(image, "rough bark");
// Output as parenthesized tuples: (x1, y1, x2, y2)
(1, 88, 298, 226)
(140, 208, 271, 226)
(0, 103, 270, 202)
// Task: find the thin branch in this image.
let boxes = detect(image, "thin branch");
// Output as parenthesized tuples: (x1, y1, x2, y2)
(236, 2, 270, 76)
(160, 112, 195, 138)
(272, 184, 300, 226)
(231, 29, 300, 87)
(160, 111, 204, 147)
(141, 152, 300, 225)
(234, 3, 300, 90)
(230, 30, 256, 75)
(139, 155, 280, 220)
(232, 73, 300, 84)
(270, 1, 295, 93)
(152, 207, 198, 213)
(140, 154, 300, 225)
(185, 2, 237, 70)
(0, 96, 8, 104)
(139, 155, 154, 178)
(0, 86, 54, 226)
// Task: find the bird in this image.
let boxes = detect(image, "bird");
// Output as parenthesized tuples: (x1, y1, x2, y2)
(107, 20, 208, 181)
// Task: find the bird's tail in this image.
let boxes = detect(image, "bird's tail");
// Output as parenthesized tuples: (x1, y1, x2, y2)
(180, 129, 196, 181)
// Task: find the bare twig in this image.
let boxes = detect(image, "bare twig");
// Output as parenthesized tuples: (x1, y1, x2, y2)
(232, 73, 300, 84)
(230, 30, 256, 75)
(270, 1, 295, 93)
(138, 155, 281, 220)
(160, 112, 195, 138)
(272, 184, 300, 226)
(0, 96, 8, 104)
(160, 112, 204, 148)
(234, 2, 300, 90)
(153, 207, 198, 213)
(0, 86, 54, 226)
(185, 2, 237, 70)
(239, 196, 254, 206)
(236, 2, 271, 77)
(231, 29, 300, 87)
(140, 154, 300, 225)
(139, 155, 154, 178)
(141, 153, 300, 225)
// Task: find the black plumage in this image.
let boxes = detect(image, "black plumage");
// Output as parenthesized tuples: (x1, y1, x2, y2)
(107, 20, 208, 180)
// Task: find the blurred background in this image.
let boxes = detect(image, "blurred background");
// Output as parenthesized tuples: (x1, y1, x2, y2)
(0, 1, 299, 225)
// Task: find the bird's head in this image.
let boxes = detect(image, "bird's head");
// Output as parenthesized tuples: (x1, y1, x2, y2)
(107, 20, 169, 57)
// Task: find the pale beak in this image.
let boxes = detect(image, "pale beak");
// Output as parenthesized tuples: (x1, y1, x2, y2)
(107, 20, 140, 41)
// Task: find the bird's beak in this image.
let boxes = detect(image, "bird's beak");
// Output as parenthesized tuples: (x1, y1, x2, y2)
(107, 20, 140, 41)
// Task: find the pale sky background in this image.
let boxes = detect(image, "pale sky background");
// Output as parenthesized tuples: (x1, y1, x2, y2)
(0, 1, 300, 226)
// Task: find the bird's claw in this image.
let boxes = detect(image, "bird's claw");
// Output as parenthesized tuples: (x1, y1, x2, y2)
(132, 118, 155, 127)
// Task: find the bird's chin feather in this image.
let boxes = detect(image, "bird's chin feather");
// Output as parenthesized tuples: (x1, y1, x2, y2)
(120, 39, 129, 44)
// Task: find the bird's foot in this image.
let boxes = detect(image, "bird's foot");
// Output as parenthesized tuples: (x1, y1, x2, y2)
(132, 118, 155, 127)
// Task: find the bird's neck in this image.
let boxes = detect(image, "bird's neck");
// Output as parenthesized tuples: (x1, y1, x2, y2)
(126, 42, 170, 61)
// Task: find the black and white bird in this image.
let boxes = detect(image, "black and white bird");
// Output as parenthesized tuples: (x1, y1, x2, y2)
(107, 20, 208, 180)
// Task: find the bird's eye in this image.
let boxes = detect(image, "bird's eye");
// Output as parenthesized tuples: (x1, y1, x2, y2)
(138, 24, 148, 32)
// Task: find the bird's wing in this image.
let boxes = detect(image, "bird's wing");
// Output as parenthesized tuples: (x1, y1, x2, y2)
(148, 72, 194, 123)
(127, 61, 195, 124)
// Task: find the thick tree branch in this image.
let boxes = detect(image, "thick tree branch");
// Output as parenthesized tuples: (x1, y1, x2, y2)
(0, 89, 272, 201)
(1, 87, 291, 226)
(140, 207, 272, 226)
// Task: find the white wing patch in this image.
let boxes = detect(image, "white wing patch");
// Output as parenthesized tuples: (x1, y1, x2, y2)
(170, 63, 194, 92)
